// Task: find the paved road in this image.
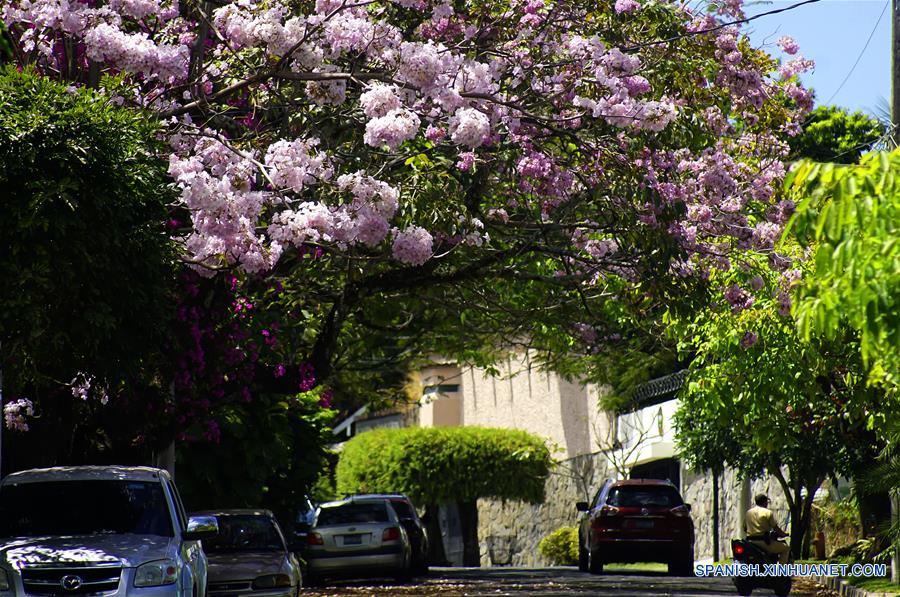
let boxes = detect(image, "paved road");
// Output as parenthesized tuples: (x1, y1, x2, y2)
(303, 567, 838, 596)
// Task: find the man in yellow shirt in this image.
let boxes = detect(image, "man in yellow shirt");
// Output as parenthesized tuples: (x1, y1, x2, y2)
(744, 494, 790, 564)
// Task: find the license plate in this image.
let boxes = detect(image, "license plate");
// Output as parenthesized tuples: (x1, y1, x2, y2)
(343, 534, 362, 545)
(627, 519, 654, 529)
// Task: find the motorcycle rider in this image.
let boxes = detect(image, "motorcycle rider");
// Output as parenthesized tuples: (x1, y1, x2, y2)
(744, 494, 790, 564)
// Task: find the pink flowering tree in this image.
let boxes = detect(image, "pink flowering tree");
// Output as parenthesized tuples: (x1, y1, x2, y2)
(2, 0, 817, 395)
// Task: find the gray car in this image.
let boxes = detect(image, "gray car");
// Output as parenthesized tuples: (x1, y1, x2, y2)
(304, 497, 411, 584)
(193, 510, 301, 597)
(0, 466, 217, 597)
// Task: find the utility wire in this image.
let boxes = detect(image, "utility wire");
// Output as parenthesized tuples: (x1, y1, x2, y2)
(824, 0, 889, 106)
(625, 0, 826, 51)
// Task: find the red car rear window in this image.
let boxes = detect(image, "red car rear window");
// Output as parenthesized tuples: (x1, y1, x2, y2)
(607, 486, 683, 508)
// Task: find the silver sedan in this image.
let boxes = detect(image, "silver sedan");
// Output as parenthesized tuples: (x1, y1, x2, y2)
(193, 509, 302, 597)
(304, 497, 411, 584)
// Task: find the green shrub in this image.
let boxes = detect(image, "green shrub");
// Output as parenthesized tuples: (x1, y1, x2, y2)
(335, 426, 552, 504)
(539, 527, 579, 566)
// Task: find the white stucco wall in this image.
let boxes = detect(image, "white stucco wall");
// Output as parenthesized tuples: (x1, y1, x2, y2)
(459, 351, 610, 459)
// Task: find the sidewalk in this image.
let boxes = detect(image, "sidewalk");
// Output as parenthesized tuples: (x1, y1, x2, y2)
(813, 575, 899, 597)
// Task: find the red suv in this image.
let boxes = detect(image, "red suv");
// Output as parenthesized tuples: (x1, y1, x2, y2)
(576, 478, 694, 575)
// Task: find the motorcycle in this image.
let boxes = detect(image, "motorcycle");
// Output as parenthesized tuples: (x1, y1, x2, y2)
(730, 538, 792, 597)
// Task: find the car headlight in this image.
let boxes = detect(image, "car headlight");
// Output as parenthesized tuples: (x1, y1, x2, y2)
(0, 568, 10, 591)
(134, 560, 178, 587)
(252, 574, 292, 590)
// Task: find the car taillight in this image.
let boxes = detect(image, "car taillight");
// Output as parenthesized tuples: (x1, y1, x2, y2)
(307, 532, 324, 545)
(670, 505, 691, 517)
(599, 506, 620, 517)
(733, 543, 745, 556)
(382, 527, 401, 542)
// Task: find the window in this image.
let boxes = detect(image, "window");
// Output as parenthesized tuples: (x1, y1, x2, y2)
(0, 480, 174, 538)
(202, 516, 285, 553)
(389, 500, 415, 519)
(316, 502, 390, 527)
(422, 384, 459, 395)
(606, 486, 683, 508)
(166, 480, 187, 532)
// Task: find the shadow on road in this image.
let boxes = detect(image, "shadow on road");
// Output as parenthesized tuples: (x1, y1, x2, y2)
(302, 566, 756, 596)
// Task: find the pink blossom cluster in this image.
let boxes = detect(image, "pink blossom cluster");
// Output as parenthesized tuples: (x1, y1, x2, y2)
(573, 322, 598, 345)
(724, 284, 754, 313)
(614, 0, 641, 14)
(392, 226, 433, 266)
(168, 133, 275, 273)
(265, 138, 333, 193)
(3, 0, 815, 285)
(70, 372, 93, 400)
(740, 330, 759, 348)
(4, 0, 188, 82)
(359, 84, 403, 118)
(776, 36, 800, 56)
(4, 399, 35, 432)
(448, 108, 490, 148)
(267, 171, 400, 250)
(364, 108, 421, 150)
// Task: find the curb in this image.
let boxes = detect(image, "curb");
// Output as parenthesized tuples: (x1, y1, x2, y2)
(813, 575, 897, 597)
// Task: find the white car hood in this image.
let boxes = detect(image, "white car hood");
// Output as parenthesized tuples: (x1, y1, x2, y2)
(0, 535, 174, 569)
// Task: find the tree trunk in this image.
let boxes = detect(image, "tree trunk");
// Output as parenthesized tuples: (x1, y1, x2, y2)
(457, 500, 481, 567)
(800, 485, 818, 559)
(423, 503, 448, 566)
(892, 491, 899, 583)
(712, 469, 720, 562)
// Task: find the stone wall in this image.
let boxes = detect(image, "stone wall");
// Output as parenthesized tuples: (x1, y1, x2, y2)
(477, 452, 609, 567)
(476, 453, 792, 567)
(681, 468, 790, 562)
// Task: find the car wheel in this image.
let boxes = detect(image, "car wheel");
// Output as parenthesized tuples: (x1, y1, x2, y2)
(732, 578, 753, 596)
(668, 549, 694, 576)
(774, 577, 791, 597)
(577, 532, 588, 572)
(395, 554, 413, 583)
(587, 546, 603, 575)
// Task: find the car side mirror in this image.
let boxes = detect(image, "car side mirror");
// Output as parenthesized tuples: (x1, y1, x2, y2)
(684, 503, 692, 512)
(184, 515, 218, 541)
(575, 501, 589, 512)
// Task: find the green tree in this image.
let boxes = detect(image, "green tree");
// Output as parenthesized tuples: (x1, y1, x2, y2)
(0, 66, 177, 467)
(786, 151, 900, 565)
(785, 152, 900, 395)
(671, 258, 883, 558)
(789, 106, 885, 164)
(174, 389, 334, 525)
(336, 426, 552, 566)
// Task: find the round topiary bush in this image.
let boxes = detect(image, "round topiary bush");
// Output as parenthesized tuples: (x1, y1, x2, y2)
(538, 526, 579, 566)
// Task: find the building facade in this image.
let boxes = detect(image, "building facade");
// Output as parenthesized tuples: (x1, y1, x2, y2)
(339, 351, 789, 566)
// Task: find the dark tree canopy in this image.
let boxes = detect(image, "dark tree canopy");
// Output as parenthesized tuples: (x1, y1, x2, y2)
(0, 66, 177, 390)
(0, 66, 178, 469)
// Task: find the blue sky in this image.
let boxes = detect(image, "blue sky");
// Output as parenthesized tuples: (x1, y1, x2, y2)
(744, 0, 890, 116)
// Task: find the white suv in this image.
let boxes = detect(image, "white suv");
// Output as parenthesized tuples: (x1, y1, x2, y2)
(0, 466, 217, 596)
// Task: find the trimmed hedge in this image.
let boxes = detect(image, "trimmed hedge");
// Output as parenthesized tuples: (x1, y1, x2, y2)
(335, 426, 552, 504)
(538, 526, 579, 566)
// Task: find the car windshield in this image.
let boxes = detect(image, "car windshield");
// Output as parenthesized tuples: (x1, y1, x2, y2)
(203, 515, 285, 553)
(607, 486, 683, 508)
(0, 480, 173, 538)
(390, 500, 414, 519)
(316, 502, 389, 526)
